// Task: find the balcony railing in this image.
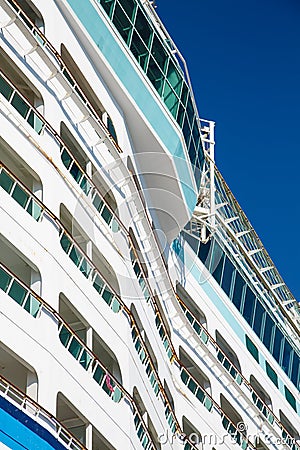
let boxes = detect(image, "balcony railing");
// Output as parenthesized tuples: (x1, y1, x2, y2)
(0, 374, 86, 450)
(0, 71, 45, 134)
(0, 261, 42, 318)
(0, 162, 43, 222)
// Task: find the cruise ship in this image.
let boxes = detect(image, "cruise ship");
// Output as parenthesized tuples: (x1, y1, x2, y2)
(0, 0, 299, 449)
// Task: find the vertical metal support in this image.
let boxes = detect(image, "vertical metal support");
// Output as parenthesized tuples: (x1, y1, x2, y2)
(209, 121, 215, 229)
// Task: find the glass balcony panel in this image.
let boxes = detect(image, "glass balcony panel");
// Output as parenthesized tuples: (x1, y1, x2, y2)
(59, 325, 72, 347)
(23, 294, 41, 317)
(0, 267, 12, 292)
(79, 259, 92, 279)
(27, 110, 44, 134)
(8, 280, 27, 305)
(119, 0, 136, 21)
(69, 246, 83, 267)
(61, 149, 72, 170)
(93, 364, 105, 385)
(196, 387, 205, 403)
(180, 369, 189, 384)
(180, 82, 188, 105)
(60, 233, 72, 253)
(112, 3, 133, 45)
(0, 74, 13, 100)
(11, 92, 30, 118)
(192, 320, 201, 335)
(79, 349, 92, 370)
(80, 176, 92, 195)
(187, 378, 197, 394)
(112, 297, 121, 312)
(68, 337, 82, 360)
(113, 386, 123, 403)
(92, 193, 104, 213)
(0, 170, 14, 193)
(11, 184, 29, 208)
(102, 287, 113, 305)
(26, 199, 42, 221)
(93, 273, 104, 294)
(176, 103, 185, 127)
(101, 205, 113, 225)
(70, 162, 83, 184)
(130, 30, 149, 71)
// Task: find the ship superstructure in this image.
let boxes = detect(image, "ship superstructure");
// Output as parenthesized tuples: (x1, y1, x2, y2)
(0, 1, 299, 449)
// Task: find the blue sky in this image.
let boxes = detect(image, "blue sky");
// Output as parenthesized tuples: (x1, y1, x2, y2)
(157, 0, 300, 300)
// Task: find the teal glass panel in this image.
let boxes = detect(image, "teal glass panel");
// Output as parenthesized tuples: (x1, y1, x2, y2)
(93, 364, 105, 384)
(23, 294, 41, 317)
(0, 170, 14, 193)
(112, 3, 132, 45)
(59, 325, 71, 347)
(204, 396, 213, 411)
(163, 81, 179, 118)
(135, 8, 152, 47)
(101, 205, 113, 225)
(26, 199, 42, 221)
(130, 30, 149, 71)
(0, 267, 12, 292)
(186, 94, 194, 126)
(113, 386, 123, 402)
(11, 184, 29, 208)
(99, 0, 115, 18)
(69, 246, 82, 267)
(102, 287, 113, 305)
(112, 297, 121, 313)
(68, 337, 82, 359)
(111, 218, 120, 233)
(79, 349, 92, 370)
(0, 74, 13, 100)
(284, 385, 296, 411)
(200, 330, 208, 344)
(187, 378, 197, 394)
(180, 369, 189, 384)
(11, 92, 30, 118)
(80, 176, 92, 195)
(27, 110, 44, 134)
(186, 310, 193, 324)
(93, 273, 104, 293)
(92, 193, 104, 213)
(246, 335, 259, 362)
(272, 327, 283, 363)
(147, 57, 164, 95)
(102, 375, 115, 396)
(61, 149, 72, 169)
(60, 233, 71, 253)
(79, 259, 92, 279)
(70, 162, 83, 183)
(8, 280, 27, 305)
(138, 275, 146, 291)
(166, 60, 182, 95)
(151, 35, 168, 72)
(182, 115, 191, 148)
(196, 387, 204, 403)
